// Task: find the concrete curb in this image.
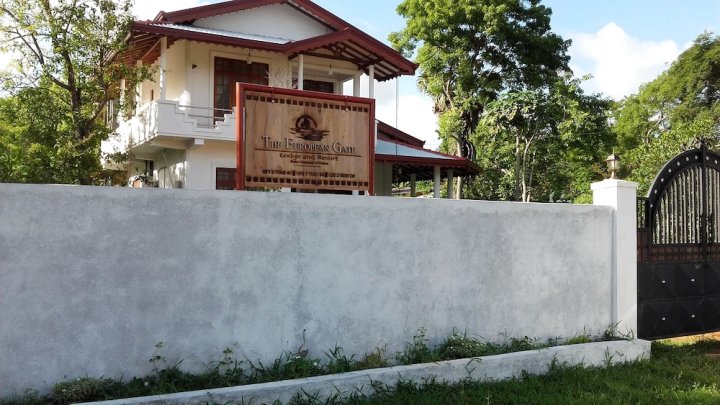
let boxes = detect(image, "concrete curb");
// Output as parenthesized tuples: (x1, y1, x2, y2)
(79, 340, 651, 405)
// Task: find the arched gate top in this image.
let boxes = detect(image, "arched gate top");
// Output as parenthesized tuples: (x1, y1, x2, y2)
(646, 143, 720, 209)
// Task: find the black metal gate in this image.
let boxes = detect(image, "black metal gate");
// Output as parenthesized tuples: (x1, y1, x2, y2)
(637, 141, 720, 339)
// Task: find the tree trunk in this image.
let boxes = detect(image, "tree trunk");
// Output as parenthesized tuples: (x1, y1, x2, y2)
(514, 135, 522, 201)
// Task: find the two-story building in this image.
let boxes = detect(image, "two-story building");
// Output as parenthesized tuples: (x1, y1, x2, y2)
(105, 0, 479, 197)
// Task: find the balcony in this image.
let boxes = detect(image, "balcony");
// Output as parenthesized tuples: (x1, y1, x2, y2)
(110, 100, 237, 156)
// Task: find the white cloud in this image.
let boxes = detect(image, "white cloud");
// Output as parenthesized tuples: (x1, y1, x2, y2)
(569, 22, 684, 99)
(375, 91, 439, 148)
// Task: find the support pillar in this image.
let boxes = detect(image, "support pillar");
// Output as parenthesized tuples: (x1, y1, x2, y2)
(433, 166, 441, 198)
(368, 65, 375, 99)
(159, 37, 168, 100)
(410, 173, 417, 197)
(135, 60, 143, 106)
(119, 79, 126, 119)
(298, 54, 304, 90)
(353, 74, 361, 97)
(446, 169, 454, 199)
(592, 179, 638, 336)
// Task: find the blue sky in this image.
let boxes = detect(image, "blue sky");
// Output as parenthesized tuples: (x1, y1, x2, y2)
(128, 0, 720, 147)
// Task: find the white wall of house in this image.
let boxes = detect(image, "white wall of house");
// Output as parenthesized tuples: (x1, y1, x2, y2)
(155, 149, 187, 189)
(186, 140, 236, 190)
(194, 3, 332, 41)
(166, 40, 188, 103)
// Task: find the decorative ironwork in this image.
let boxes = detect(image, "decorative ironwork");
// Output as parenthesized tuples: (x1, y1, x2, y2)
(638, 141, 720, 339)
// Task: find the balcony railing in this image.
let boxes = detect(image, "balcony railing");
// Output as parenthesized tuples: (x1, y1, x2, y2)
(114, 100, 237, 150)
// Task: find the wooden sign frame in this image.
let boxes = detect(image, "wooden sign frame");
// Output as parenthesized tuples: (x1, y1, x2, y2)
(235, 83, 375, 195)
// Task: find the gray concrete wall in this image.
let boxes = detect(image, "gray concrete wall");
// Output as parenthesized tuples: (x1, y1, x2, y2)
(0, 184, 614, 395)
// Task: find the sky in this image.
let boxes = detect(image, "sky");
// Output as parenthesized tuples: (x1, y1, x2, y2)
(4, 0, 718, 149)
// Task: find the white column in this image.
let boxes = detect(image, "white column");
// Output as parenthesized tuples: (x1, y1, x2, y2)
(446, 169, 454, 199)
(433, 166, 441, 198)
(298, 54, 304, 90)
(135, 60, 143, 106)
(353, 74, 361, 97)
(368, 65, 375, 99)
(159, 37, 168, 100)
(592, 179, 638, 336)
(119, 79, 126, 106)
(410, 173, 417, 197)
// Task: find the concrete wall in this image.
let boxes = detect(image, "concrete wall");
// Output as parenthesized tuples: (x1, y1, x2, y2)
(0, 184, 614, 395)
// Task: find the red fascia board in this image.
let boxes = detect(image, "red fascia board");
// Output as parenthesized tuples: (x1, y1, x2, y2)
(285, 28, 416, 76)
(157, 0, 351, 32)
(237, 83, 376, 105)
(158, 0, 281, 23)
(285, 0, 355, 32)
(377, 121, 425, 147)
(131, 22, 286, 52)
(379, 136, 469, 162)
(346, 27, 418, 72)
(374, 154, 480, 173)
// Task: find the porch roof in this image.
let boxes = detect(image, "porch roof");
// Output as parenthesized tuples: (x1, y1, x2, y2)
(120, 0, 417, 81)
(375, 138, 481, 181)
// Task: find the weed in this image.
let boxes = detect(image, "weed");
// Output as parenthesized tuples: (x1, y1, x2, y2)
(324, 345, 356, 374)
(396, 328, 437, 365)
(565, 334, 592, 345)
(0, 328, 632, 404)
(436, 329, 489, 360)
(204, 347, 248, 387)
(248, 351, 323, 383)
(355, 345, 390, 370)
(52, 377, 119, 404)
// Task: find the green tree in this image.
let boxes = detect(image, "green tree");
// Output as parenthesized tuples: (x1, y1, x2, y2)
(390, 0, 571, 198)
(616, 32, 720, 193)
(0, 0, 150, 184)
(471, 75, 614, 202)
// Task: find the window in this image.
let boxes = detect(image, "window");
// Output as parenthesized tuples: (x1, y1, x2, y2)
(293, 79, 335, 94)
(214, 57, 269, 118)
(216, 167, 236, 190)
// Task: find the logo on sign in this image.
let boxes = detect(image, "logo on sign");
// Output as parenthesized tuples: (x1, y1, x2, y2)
(290, 115, 329, 142)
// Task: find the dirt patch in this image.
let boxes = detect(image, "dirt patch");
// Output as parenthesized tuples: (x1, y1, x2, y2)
(667, 332, 720, 344)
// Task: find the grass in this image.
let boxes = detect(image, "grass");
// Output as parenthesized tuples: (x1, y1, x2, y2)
(0, 328, 627, 405)
(287, 338, 720, 405)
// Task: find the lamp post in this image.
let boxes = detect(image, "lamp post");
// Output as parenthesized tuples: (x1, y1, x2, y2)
(605, 153, 621, 179)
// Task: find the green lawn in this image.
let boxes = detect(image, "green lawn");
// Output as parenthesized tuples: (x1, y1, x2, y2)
(296, 339, 720, 405)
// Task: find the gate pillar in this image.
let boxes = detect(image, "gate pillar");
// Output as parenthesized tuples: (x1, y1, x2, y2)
(592, 179, 639, 336)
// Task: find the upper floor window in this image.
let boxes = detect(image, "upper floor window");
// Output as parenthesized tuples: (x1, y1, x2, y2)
(293, 79, 335, 94)
(214, 57, 269, 117)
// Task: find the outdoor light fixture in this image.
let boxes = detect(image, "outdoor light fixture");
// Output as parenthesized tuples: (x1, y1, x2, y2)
(328, 64, 334, 75)
(605, 153, 621, 179)
(246, 52, 252, 65)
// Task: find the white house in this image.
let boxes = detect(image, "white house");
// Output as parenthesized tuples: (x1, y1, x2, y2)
(105, 0, 479, 196)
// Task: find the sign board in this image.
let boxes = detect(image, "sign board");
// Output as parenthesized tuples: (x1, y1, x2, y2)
(236, 84, 375, 194)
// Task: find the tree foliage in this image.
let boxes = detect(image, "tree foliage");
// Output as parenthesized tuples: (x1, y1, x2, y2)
(391, 0, 615, 201)
(0, 0, 150, 184)
(615, 32, 720, 194)
(470, 75, 614, 202)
